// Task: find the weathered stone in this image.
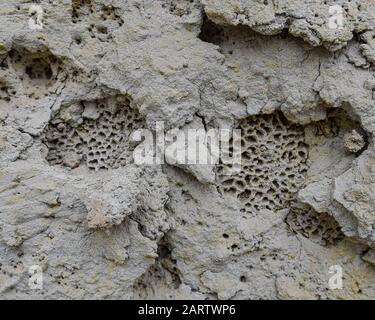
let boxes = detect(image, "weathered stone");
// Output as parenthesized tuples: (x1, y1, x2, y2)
(1, 0, 375, 300)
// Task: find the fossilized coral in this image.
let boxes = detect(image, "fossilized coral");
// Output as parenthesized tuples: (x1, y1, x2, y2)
(43, 95, 145, 170)
(217, 112, 309, 214)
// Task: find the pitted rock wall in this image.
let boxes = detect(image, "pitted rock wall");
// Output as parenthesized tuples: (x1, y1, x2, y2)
(1, 0, 375, 299)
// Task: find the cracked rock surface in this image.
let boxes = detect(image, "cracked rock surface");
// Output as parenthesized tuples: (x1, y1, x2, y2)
(1, 0, 375, 299)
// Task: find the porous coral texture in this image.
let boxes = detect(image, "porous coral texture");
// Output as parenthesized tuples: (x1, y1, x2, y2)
(1, 0, 375, 300)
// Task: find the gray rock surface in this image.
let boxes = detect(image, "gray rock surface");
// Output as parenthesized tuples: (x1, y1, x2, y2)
(1, 0, 375, 299)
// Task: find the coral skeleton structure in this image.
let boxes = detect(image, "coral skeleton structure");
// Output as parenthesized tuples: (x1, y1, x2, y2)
(0, 0, 374, 300)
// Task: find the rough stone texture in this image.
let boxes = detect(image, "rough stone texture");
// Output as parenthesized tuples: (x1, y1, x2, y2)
(217, 111, 309, 214)
(1, 0, 375, 299)
(343, 129, 366, 154)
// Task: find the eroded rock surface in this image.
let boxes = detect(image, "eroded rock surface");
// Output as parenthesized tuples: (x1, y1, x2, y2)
(1, 0, 375, 299)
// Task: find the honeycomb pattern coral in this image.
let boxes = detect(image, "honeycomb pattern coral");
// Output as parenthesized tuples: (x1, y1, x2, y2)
(286, 206, 344, 246)
(42, 96, 144, 171)
(217, 112, 309, 214)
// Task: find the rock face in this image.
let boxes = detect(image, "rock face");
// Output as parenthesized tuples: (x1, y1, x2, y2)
(1, 0, 375, 299)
